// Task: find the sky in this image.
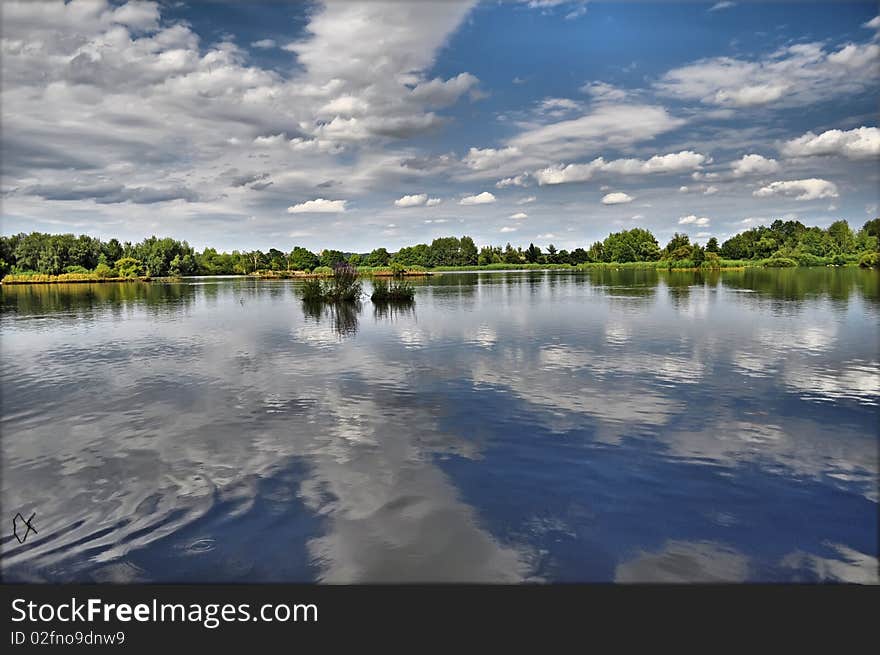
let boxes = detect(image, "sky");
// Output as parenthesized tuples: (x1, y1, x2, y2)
(1, 0, 878, 253)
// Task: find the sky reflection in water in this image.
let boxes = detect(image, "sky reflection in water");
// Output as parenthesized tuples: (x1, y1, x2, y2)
(1, 268, 877, 583)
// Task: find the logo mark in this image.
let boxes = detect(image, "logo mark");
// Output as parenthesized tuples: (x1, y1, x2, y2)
(13, 512, 38, 544)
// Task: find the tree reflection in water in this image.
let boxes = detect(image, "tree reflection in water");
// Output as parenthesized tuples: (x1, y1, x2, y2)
(301, 299, 361, 338)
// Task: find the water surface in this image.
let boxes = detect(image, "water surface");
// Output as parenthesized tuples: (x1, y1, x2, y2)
(2, 269, 878, 582)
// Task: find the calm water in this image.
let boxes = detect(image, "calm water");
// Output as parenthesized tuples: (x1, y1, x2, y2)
(1, 269, 878, 583)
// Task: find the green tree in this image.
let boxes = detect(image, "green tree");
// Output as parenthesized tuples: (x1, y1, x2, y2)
(524, 243, 541, 263)
(366, 247, 391, 267)
(115, 257, 144, 277)
(289, 247, 320, 271)
(705, 237, 719, 253)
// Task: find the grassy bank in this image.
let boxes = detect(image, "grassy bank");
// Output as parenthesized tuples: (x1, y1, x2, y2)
(1, 272, 152, 284)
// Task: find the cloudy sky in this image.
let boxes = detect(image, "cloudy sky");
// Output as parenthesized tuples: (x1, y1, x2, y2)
(2, 1, 878, 253)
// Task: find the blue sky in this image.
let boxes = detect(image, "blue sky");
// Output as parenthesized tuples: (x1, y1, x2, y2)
(2, 0, 878, 252)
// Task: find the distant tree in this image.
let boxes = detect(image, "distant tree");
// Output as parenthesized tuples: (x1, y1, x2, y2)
(366, 247, 391, 267)
(459, 236, 478, 265)
(289, 247, 320, 271)
(663, 233, 690, 258)
(524, 243, 541, 263)
(115, 257, 144, 278)
(705, 237, 719, 254)
(320, 249, 346, 268)
(503, 243, 522, 264)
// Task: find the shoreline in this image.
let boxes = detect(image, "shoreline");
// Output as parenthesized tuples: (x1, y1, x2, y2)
(2, 262, 871, 285)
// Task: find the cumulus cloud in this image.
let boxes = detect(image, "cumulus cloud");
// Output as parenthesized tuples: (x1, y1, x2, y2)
(500, 226, 518, 233)
(679, 215, 711, 226)
(865, 16, 880, 30)
(781, 126, 880, 160)
(517, 196, 536, 204)
(464, 146, 521, 171)
(394, 193, 428, 207)
(753, 179, 839, 201)
(251, 39, 277, 49)
(425, 197, 442, 206)
(509, 212, 528, 219)
(460, 191, 496, 205)
(533, 150, 706, 185)
(601, 192, 633, 205)
(287, 198, 348, 213)
(731, 153, 780, 176)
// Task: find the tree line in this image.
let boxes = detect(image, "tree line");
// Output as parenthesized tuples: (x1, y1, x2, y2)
(2, 218, 878, 278)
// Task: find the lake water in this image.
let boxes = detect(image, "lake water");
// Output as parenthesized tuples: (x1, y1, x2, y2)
(1, 269, 878, 583)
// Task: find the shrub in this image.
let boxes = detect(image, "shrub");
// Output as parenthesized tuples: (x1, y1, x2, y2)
(858, 252, 880, 268)
(95, 262, 115, 278)
(794, 252, 828, 267)
(300, 277, 324, 302)
(763, 257, 797, 268)
(63, 265, 91, 274)
(311, 266, 333, 276)
(115, 257, 144, 277)
(300, 263, 362, 302)
(371, 279, 415, 303)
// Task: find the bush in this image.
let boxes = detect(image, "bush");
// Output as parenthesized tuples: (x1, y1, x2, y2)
(311, 266, 333, 276)
(300, 263, 362, 303)
(371, 279, 415, 303)
(763, 257, 797, 268)
(831, 253, 848, 266)
(300, 278, 324, 302)
(63, 265, 91, 274)
(858, 252, 880, 268)
(701, 252, 722, 269)
(115, 257, 144, 277)
(794, 252, 829, 267)
(95, 262, 115, 278)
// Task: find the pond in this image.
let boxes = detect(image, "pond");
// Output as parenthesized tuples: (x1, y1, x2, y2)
(1, 268, 877, 582)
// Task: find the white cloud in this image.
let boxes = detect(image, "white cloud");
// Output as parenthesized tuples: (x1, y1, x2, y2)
(657, 39, 880, 108)
(865, 16, 880, 30)
(508, 103, 686, 163)
(426, 197, 442, 206)
(536, 232, 557, 238)
(460, 191, 496, 205)
(251, 39, 277, 49)
(111, 1, 160, 32)
(500, 226, 518, 233)
(679, 186, 689, 193)
(464, 146, 521, 171)
(496, 174, 529, 188)
(679, 215, 711, 226)
(517, 196, 537, 204)
(580, 81, 628, 102)
(703, 185, 718, 195)
(509, 212, 528, 219)
(781, 126, 880, 161)
(533, 150, 706, 185)
(753, 179, 839, 201)
(601, 192, 633, 205)
(709, 1, 735, 11)
(394, 193, 428, 207)
(287, 198, 348, 213)
(731, 153, 780, 176)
